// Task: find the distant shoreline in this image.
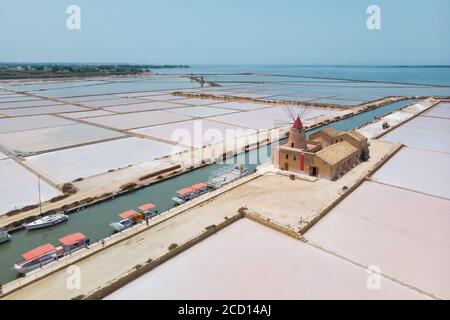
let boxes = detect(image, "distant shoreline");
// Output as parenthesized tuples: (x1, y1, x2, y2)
(0, 64, 189, 80)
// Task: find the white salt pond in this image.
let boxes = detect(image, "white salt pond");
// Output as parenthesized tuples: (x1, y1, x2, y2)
(115, 91, 174, 98)
(404, 115, 450, 132)
(0, 159, 62, 215)
(208, 106, 339, 130)
(0, 124, 125, 155)
(133, 119, 256, 147)
(210, 101, 273, 111)
(84, 110, 192, 130)
(1, 104, 89, 117)
(104, 101, 182, 113)
(305, 181, 450, 299)
(372, 146, 450, 199)
(382, 125, 450, 154)
(106, 219, 426, 300)
(59, 94, 125, 103)
(79, 97, 146, 108)
(0, 100, 63, 110)
(0, 115, 75, 133)
(167, 106, 237, 118)
(62, 110, 115, 119)
(0, 96, 40, 103)
(26, 137, 184, 183)
(423, 102, 450, 119)
(134, 94, 185, 101)
(168, 98, 223, 106)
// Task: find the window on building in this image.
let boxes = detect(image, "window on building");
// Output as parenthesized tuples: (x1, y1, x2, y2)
(291, 143, 294, 148)
(286, 154, 289, 160)
(294, 156, 297, 161)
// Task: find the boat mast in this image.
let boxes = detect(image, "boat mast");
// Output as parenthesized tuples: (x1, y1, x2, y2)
(38, 176, 42, 215)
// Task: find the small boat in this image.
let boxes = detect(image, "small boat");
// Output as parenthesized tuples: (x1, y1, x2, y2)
(0, 228, 11, 244)
(208, 164, 249, 189)
(23, 213, 68, 230)
(13, 233, 89, 275)
(58, 232, 89, 255)
(110, 210, 144, 232)
(137, 203, 158, 218)
(171, 182, 209, 205)
(14, 243, 58, 274)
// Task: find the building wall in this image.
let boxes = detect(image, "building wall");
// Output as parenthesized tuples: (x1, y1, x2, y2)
(278, 147, 362, 179)
(342, 134, 367, 150)
(315, 157, 332, 179)
(331, 151, 361, 180)
(304, 153, 315, 174)
(275, 129, 368, 180)
(278, 149, 303, 172)
(278, 148, 318, 174)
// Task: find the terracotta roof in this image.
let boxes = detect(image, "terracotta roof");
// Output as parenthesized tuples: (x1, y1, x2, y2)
(119, 210, 139, 219)
(310, 136, 328, 147)
(346, 130, 367, 142)
(279, 145, 304, 153)
(138, 203, 156, 211)
(22, 244, 56, 261)
(321, 127, 341, 138)
(316, 141, 359, 166)
(292, 116, 304, 130)
(59, 233, 86, 246)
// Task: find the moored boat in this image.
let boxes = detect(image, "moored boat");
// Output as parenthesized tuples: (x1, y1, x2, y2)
(110, 210, 144, 232)
(23, 213, 68, 230)
(0, 228, 11, 244)
(137, 203, 158, 218)
(58, 232, 89, 255)
(171, 182, 209, 205)
(14, 243, 58, 274)
(13, 232, 89, 275)
(208, 164, 249, 189)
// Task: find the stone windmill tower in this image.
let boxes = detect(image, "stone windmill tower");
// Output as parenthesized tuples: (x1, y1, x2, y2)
(287, 115, 307, 150)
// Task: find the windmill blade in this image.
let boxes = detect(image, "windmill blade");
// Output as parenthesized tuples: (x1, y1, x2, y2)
(293, 105, 308, 122)
(281, 105, 295, 122)
(274, 119, 292, 125)
(299, 107, 307, 119)
(274, 119, 293, 127)
(287, 106, 295, 121)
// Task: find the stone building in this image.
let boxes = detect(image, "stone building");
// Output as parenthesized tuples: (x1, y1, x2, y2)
(273, 116, 369, 180)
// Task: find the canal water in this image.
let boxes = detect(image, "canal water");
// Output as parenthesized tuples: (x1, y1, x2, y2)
(0, 98, 416, 284)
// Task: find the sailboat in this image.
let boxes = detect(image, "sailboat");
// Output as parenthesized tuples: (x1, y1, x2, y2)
(23, 177, 68, 231)
(0, 228, 11, 244)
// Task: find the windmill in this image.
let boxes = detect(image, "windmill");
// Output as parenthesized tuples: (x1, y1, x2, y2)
(273, 105, 309, 129)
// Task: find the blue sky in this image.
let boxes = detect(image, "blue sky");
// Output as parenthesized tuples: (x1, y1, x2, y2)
(0, 0, 449, 65)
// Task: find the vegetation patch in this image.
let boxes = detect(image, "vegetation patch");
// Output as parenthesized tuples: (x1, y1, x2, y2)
(120, 182, 137, 191)
(62, 183, 77, 195)
(5, 204, 39, 216)
(49, 194, 70, 203)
